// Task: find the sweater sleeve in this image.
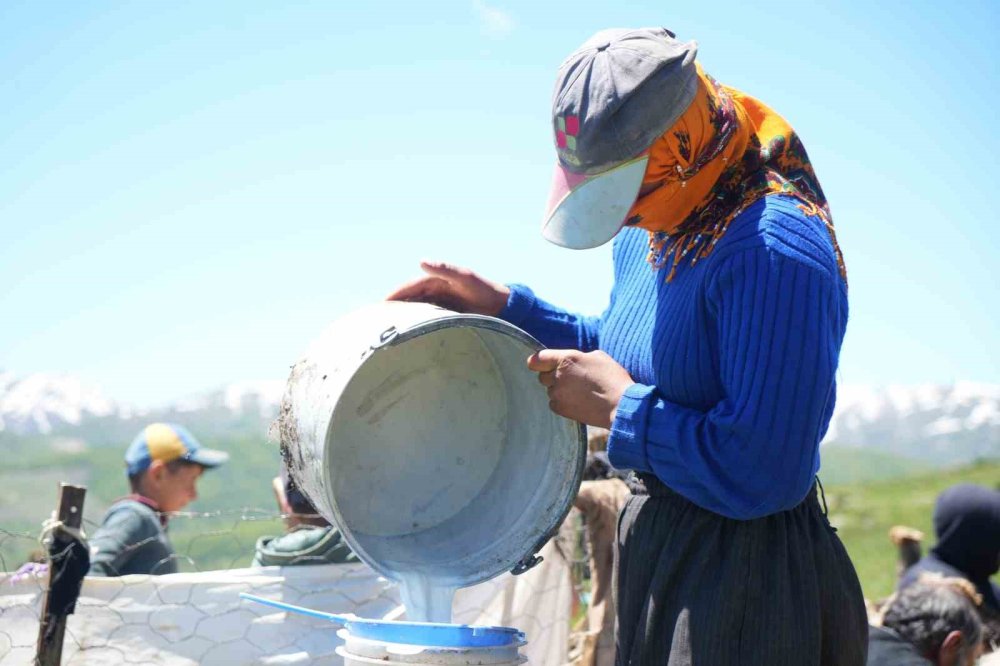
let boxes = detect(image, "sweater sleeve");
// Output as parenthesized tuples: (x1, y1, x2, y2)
(607, 245, 846, 520)
(499, 283, 602, 352)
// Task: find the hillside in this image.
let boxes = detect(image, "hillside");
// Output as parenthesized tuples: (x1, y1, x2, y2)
(2, 427, 996, 603)
(0, 431, 284, 573)
(826, 382, 999, 464)
(817, 445, 932, 486)
(1, 373, 997, 598)
(3, 375, 999, 468)
(826, 459, 1000, 600)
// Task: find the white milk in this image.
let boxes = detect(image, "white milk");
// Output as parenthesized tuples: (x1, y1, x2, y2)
(398, 573, 456, 624)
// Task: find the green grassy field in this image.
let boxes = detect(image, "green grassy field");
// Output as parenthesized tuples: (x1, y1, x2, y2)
(825, 459, 999, 600)
(0, 432, 284, 573)
(2, 429, 996, 602)
(818, 445, 933, 486)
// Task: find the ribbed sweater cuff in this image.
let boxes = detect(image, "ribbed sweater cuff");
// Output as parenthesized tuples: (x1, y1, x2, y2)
(499, 283, 536, 327)
(607, 383, 655, 474)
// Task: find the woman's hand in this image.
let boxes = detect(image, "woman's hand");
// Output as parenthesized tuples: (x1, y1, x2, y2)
(528, 349, 635, 428)
(386, 261, 510, 316)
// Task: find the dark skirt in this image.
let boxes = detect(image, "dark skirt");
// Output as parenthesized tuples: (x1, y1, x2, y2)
(615, 474, 868, 666)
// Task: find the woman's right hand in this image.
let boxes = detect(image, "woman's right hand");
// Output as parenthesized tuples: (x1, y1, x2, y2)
(386, 260, 511, 316)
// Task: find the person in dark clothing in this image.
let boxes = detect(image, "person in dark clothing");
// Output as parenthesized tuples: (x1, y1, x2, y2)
(899, 484, 1000, 611)
(89, 423, 227, 576)
(869, 574, 984, 666)
(898, 484, 1000, 652)
(252, 471, 357, 567)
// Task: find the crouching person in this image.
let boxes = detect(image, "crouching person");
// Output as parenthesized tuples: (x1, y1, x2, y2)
(252, 471, 357, 567)
(89, 423, 228, 576)
(869, 574, 984, 666)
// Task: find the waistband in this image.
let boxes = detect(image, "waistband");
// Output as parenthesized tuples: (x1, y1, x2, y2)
(628, 472, 830, 519)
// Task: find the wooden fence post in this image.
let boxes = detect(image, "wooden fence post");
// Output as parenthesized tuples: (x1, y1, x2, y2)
(35, 484, 87, 666)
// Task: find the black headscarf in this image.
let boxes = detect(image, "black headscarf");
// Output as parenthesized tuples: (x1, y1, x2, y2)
(930, 483, 1000, 608)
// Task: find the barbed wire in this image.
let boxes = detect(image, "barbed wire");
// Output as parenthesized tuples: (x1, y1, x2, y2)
(0, 528, 40, 576)
(0, 507, 592, 665)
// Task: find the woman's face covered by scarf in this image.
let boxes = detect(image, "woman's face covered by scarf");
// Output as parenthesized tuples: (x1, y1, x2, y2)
(626, 69, 748, 236)
(932, 484, 1000, 585)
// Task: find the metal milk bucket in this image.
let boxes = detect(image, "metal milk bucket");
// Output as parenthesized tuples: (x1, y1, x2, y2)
(277, 302, 585, 588)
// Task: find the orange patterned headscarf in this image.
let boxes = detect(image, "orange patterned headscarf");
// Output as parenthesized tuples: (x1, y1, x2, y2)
(625, 67, 845, 282)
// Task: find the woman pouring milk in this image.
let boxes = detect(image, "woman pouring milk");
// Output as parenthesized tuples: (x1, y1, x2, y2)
(389, 27, 867, 666)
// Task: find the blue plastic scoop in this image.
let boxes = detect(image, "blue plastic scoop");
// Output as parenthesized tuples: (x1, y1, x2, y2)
(240, 593, 523, 647)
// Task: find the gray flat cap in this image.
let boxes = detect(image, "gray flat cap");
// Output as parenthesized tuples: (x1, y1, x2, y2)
(543, 28, 698, 249)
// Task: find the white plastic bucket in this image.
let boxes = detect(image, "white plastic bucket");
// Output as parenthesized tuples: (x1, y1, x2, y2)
(278, 302, 585, 588)
(335, 628, 526, 665)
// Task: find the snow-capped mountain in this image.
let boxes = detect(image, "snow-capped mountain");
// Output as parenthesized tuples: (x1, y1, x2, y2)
(1, 373, 997, 465)
(0, 372, 127, 434)
(822, 382, 999, 463)
(0, 373, 283, 437)
(173, 380, 285, 419)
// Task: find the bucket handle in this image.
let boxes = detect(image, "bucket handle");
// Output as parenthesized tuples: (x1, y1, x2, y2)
(511, 534, 550, 576)
(360, 326, 400, 360)
(510, 553, 543, 576)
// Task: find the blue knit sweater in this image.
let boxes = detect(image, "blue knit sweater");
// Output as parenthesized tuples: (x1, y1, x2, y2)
(501, 195, 848, 520)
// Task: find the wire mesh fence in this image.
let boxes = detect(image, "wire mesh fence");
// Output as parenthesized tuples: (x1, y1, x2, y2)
(1, 504, 593, 665)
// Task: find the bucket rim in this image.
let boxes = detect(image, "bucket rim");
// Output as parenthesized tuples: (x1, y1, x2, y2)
(336, 625, 527, 650)
(335, 645, 526, 666)
(319, 311, 587, 587)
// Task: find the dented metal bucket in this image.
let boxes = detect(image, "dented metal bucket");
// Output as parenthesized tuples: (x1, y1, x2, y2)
(277, 302, 585, 588)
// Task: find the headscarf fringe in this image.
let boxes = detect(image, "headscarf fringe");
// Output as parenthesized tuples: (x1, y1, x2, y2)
(627, 71, 847, 284)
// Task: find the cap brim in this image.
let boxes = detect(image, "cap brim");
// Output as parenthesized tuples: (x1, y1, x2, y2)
(542, 155, 648, 249)
(186, 448, 229, 468)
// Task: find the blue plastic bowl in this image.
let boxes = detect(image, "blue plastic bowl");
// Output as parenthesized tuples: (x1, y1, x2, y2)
(240, 593, 524, 648)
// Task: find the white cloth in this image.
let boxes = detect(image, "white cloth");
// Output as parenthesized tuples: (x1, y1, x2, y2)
(0, 542, 571, 665)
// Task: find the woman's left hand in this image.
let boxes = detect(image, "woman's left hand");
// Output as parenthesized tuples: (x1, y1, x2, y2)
(528, 349, 635, 429)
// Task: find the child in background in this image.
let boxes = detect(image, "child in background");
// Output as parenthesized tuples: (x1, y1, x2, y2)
(89, 423, 227, 576)
(252, 470, 357, 567)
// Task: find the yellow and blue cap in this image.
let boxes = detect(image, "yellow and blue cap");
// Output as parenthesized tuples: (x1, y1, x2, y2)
(125, 423, 229, 477)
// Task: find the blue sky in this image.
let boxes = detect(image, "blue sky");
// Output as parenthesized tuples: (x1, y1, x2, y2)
(1, 1, 997, 407)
